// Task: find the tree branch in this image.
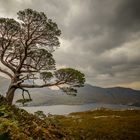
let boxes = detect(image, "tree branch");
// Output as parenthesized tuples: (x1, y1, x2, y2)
(1, 45, 16, 73)
(0, 67, 13, 78)
(20, 81, 66, 88)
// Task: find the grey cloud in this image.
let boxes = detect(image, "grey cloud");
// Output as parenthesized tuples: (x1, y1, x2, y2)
(60, 0, 140, 53)
(112, 0, 140, 32)
(0, 0, 140, 89)
(0, 0, 70, 28)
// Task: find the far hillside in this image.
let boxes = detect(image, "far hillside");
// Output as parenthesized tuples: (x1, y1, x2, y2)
(0, 76, 140, 106)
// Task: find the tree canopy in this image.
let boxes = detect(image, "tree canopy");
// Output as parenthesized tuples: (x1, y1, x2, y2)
(0, 9, 85, 104)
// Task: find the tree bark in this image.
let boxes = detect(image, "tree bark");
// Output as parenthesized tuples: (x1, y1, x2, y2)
(6, 86, 17, 105)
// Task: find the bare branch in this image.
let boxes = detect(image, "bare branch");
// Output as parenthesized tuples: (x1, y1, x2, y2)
(0, 67, 13, 78)
(0, 44, 16, 73)
(21, 81, 66, 88)
(19, 87, 32, 100)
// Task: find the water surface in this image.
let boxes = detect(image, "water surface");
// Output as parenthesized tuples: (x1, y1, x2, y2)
(21, 103, 139, 115)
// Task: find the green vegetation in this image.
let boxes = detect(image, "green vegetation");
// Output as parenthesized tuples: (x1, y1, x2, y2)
(16, 98, 32, 106)
(55, 109, 140, 140)
(0, 95, 140, 140)
(0, 95, 65, 140)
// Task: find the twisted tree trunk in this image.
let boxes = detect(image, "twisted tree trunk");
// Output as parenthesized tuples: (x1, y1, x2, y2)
(6, 86, 17, 105)
(5, 75, 19, 105)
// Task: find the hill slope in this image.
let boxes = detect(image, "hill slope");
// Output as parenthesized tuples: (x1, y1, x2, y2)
(1, 95, 140, 140)
(0, 77, 140, 106)
(0, 95, 65, 140)
(57, 109, 140, 140)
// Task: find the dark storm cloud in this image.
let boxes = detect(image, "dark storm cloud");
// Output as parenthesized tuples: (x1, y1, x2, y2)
(63, 0, 140, 53)
(0, 0, 140, 89)
(112, 0, 140, 32)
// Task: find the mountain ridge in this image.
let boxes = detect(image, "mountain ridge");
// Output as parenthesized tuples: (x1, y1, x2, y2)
(0, 77, 140, 106)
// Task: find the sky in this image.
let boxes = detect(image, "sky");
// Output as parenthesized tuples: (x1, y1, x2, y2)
(0, 0, 140, 89)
